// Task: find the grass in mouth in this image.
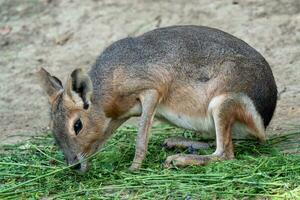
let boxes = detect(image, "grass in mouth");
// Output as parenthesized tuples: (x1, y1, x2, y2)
(0, 124, 299, 199)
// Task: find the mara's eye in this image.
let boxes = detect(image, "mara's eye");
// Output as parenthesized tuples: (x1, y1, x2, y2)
(74, 119, 83, 135)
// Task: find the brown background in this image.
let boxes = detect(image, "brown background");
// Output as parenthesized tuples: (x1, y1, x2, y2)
(0, 0, 299, 145)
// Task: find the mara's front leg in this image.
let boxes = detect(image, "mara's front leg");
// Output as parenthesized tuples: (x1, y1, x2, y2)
(129, 89, 160, 171)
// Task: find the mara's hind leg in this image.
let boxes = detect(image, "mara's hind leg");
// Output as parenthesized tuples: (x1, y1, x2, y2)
(164, 94, 265, 168)
(163, 137, 212, 151)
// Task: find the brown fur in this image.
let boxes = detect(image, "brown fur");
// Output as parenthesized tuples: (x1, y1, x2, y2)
(38, 64, 269, 171)
(37, 26, 277, 172)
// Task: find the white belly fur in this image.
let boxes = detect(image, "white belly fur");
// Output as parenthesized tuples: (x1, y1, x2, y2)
(156, 105, 215, 133)
(156, 105, 255, 140)
(121, 103, 257, 140)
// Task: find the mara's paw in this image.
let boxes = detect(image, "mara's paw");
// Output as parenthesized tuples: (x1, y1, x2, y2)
(164, 154, 187, 168)
(163, 137, 211, 150)
(164, 154, 214, 168)
(128, 162, 142, 171)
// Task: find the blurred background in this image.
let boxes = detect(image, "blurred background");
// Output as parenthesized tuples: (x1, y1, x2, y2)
(0, 0, 299, 145)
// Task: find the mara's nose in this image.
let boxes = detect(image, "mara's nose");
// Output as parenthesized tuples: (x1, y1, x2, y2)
(66, 155, 88, 173)
(68, 156, 81, 170)
(71, 163, 81, 170)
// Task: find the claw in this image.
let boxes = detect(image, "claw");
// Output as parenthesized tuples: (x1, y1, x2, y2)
(187, 145, 197, 154)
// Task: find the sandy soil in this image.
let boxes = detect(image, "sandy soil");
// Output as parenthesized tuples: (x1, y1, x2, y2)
(0, 0, 299, 145)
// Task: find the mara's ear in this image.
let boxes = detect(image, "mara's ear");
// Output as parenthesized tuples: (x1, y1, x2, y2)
(66, 68, 93, 109)
(37, 68, 63, 103)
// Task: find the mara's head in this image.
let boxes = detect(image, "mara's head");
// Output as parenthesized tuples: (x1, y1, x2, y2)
(37, 68, 107, 173)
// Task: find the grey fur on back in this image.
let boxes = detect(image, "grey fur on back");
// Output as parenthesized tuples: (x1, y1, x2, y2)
(90, 25, 277, 127)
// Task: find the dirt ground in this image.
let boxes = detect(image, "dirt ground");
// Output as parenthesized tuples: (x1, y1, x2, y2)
(0, 0, 299, 145)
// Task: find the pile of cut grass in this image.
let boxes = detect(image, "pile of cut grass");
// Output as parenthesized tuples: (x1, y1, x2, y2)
(0, 124, 299, 199)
